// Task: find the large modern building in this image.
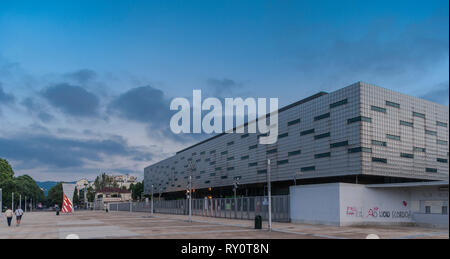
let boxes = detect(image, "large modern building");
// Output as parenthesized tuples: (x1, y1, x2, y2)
(144, 82, 449, 200)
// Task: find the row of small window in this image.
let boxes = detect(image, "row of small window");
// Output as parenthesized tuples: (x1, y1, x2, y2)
(285, 99, 349, 127)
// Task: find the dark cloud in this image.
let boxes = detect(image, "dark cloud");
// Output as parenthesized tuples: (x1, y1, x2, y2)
(0, 83, 15, 104)
(42, 83, 100, 117)
(108, 86, 172, 127)
(21, 97, 55, 123)
(421, 82, 449, 106)
(64, 69, 97, 85)
(0, 133, 153, 169)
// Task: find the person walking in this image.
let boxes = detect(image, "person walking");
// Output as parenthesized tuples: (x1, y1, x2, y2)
(5, 208, 13, 227)
(15, 207, 24, 226)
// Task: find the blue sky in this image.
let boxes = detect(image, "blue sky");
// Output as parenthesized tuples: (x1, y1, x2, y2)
(0, 0, 448, 181)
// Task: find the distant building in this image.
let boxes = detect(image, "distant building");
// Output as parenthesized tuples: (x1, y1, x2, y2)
(112, 174, 137, 189)
(94, 187, 132, 209)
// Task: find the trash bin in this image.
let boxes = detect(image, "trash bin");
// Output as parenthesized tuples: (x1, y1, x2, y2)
(105, 208, 109, 213)
(56, 210, 60, 216)
(254, 215, 262, 229)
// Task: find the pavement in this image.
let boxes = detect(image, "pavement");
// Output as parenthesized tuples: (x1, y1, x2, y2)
(0, 211, 448, 239)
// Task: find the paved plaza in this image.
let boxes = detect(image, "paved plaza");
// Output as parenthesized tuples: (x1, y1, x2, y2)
(0, 211, 448, 239)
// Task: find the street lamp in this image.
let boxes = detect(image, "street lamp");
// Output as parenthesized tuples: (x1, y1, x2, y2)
(233, 176, 241, 218)
(151, 184, 154, 215)
(187, 160, 196, 222)
(267, 159, 272, 232)
(84, 183, 88, 209)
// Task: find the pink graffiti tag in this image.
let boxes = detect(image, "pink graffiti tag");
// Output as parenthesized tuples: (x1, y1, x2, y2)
(367, 207, 379, 218)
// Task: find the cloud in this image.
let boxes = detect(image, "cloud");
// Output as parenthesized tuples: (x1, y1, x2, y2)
(42, 83, 100, 117)
(108, 85, 172, 128)
(290, 17, 449, 89)
(206, 78, 245, 97)
(420, 81, 449, 106)
(64, 69, 97, 85)
(0, 83, 15, 104)
(0, 133, 153, 169)
(21, 97, 55, 123)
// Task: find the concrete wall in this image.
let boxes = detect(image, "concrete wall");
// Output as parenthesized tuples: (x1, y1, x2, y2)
(290, 183, 340, 225)
(290, 183, 448, 227)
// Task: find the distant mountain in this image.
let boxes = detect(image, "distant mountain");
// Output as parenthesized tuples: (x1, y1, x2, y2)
(36, 181, 59, 196)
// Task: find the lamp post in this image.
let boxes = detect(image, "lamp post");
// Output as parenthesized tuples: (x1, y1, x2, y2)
(84, 183, 88, 209)
(151, 184, 154, 215)
(267, 159, 272, 232)
(19, 194, 22, 210)
(233, 176, 241, 219)
(24, 197, 27, 213)
(12, 192, 14, 212)
(187, 160, 196, 223)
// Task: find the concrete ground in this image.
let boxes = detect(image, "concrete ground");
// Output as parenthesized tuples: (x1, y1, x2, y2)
(0, 211, 447, 239)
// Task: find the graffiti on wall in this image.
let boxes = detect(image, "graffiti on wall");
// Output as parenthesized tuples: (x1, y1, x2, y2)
(345, 206, 411, 219)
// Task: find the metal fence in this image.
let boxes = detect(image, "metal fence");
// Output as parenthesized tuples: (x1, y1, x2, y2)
(107, 195, 290, 222)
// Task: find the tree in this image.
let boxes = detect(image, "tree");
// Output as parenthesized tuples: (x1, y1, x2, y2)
(73, 188, 79, 205)
(130, 181, 144, 200)
(47, 182, 63, 208)
(1, 158, 44, 211)
(94, 173, 117, 190)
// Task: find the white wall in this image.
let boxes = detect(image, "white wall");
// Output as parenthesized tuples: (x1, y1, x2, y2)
(289, 183, 340, 225)
(290, 183, 448, 227)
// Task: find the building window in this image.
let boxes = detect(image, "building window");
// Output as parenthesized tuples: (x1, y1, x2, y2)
(425, 130, 437, 136)
(288, 118, 301, 126)
(241, 133, 249, 138)
(210, 150, 216, 154)
(227, 156, 234, 161)
(443, 206, 448, 215)
(330, 99, 348, 109)
(400, 120, 414, 127)
(301, 129, 315, 136)
(192, 152, 197, 156)
(371, 106, 386, 113)
(227, 141, 234, 146)
(372, 157, 387, 163)
(248, 162, 257, 167)
(257, 169, 267, 174)
(301, 166, 315, 172)
(372, 140, 387, 147)
(221, 176, 228, 179)
(386, 134, 401, 141)
(200, 171, 205, 174)
(266, 148, 277, 154)
(386, 101, 400, 108)
(348, 147, 372, 153)
(314, 112, 330, 121)
(215, 167, 222, 171)
(315, 152, 331, 159)
(278, 132, 289, 139)
(241, 155, 249, 160)
(425, 206, 431, 214)
(413, 147, 426, 152)
(195, 176, 201, 179)
(437, 158, 448, 163)
(437, 140, 448, 145)
(210, 173, 216, 176)
(249, 144, 258, 150)
(277, 159, 289, 165)
(204, 180, 210, 184)
(288, 150, 301, 156)
(227, 167, 234, 171)
(205, 158, 211, 162)
(258, 133, 268, 139)
(330, 141, 348, 148)
(426, 168, 437, 173)
(348, 116, 372, 124)
(437, 121, 448, 128)
(209, 161, 216, 165)
(314, 132, 330, 140)
(400, 153, 414, 159)
(221, 151, 228, 155)
(413, 112, 426, 119)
